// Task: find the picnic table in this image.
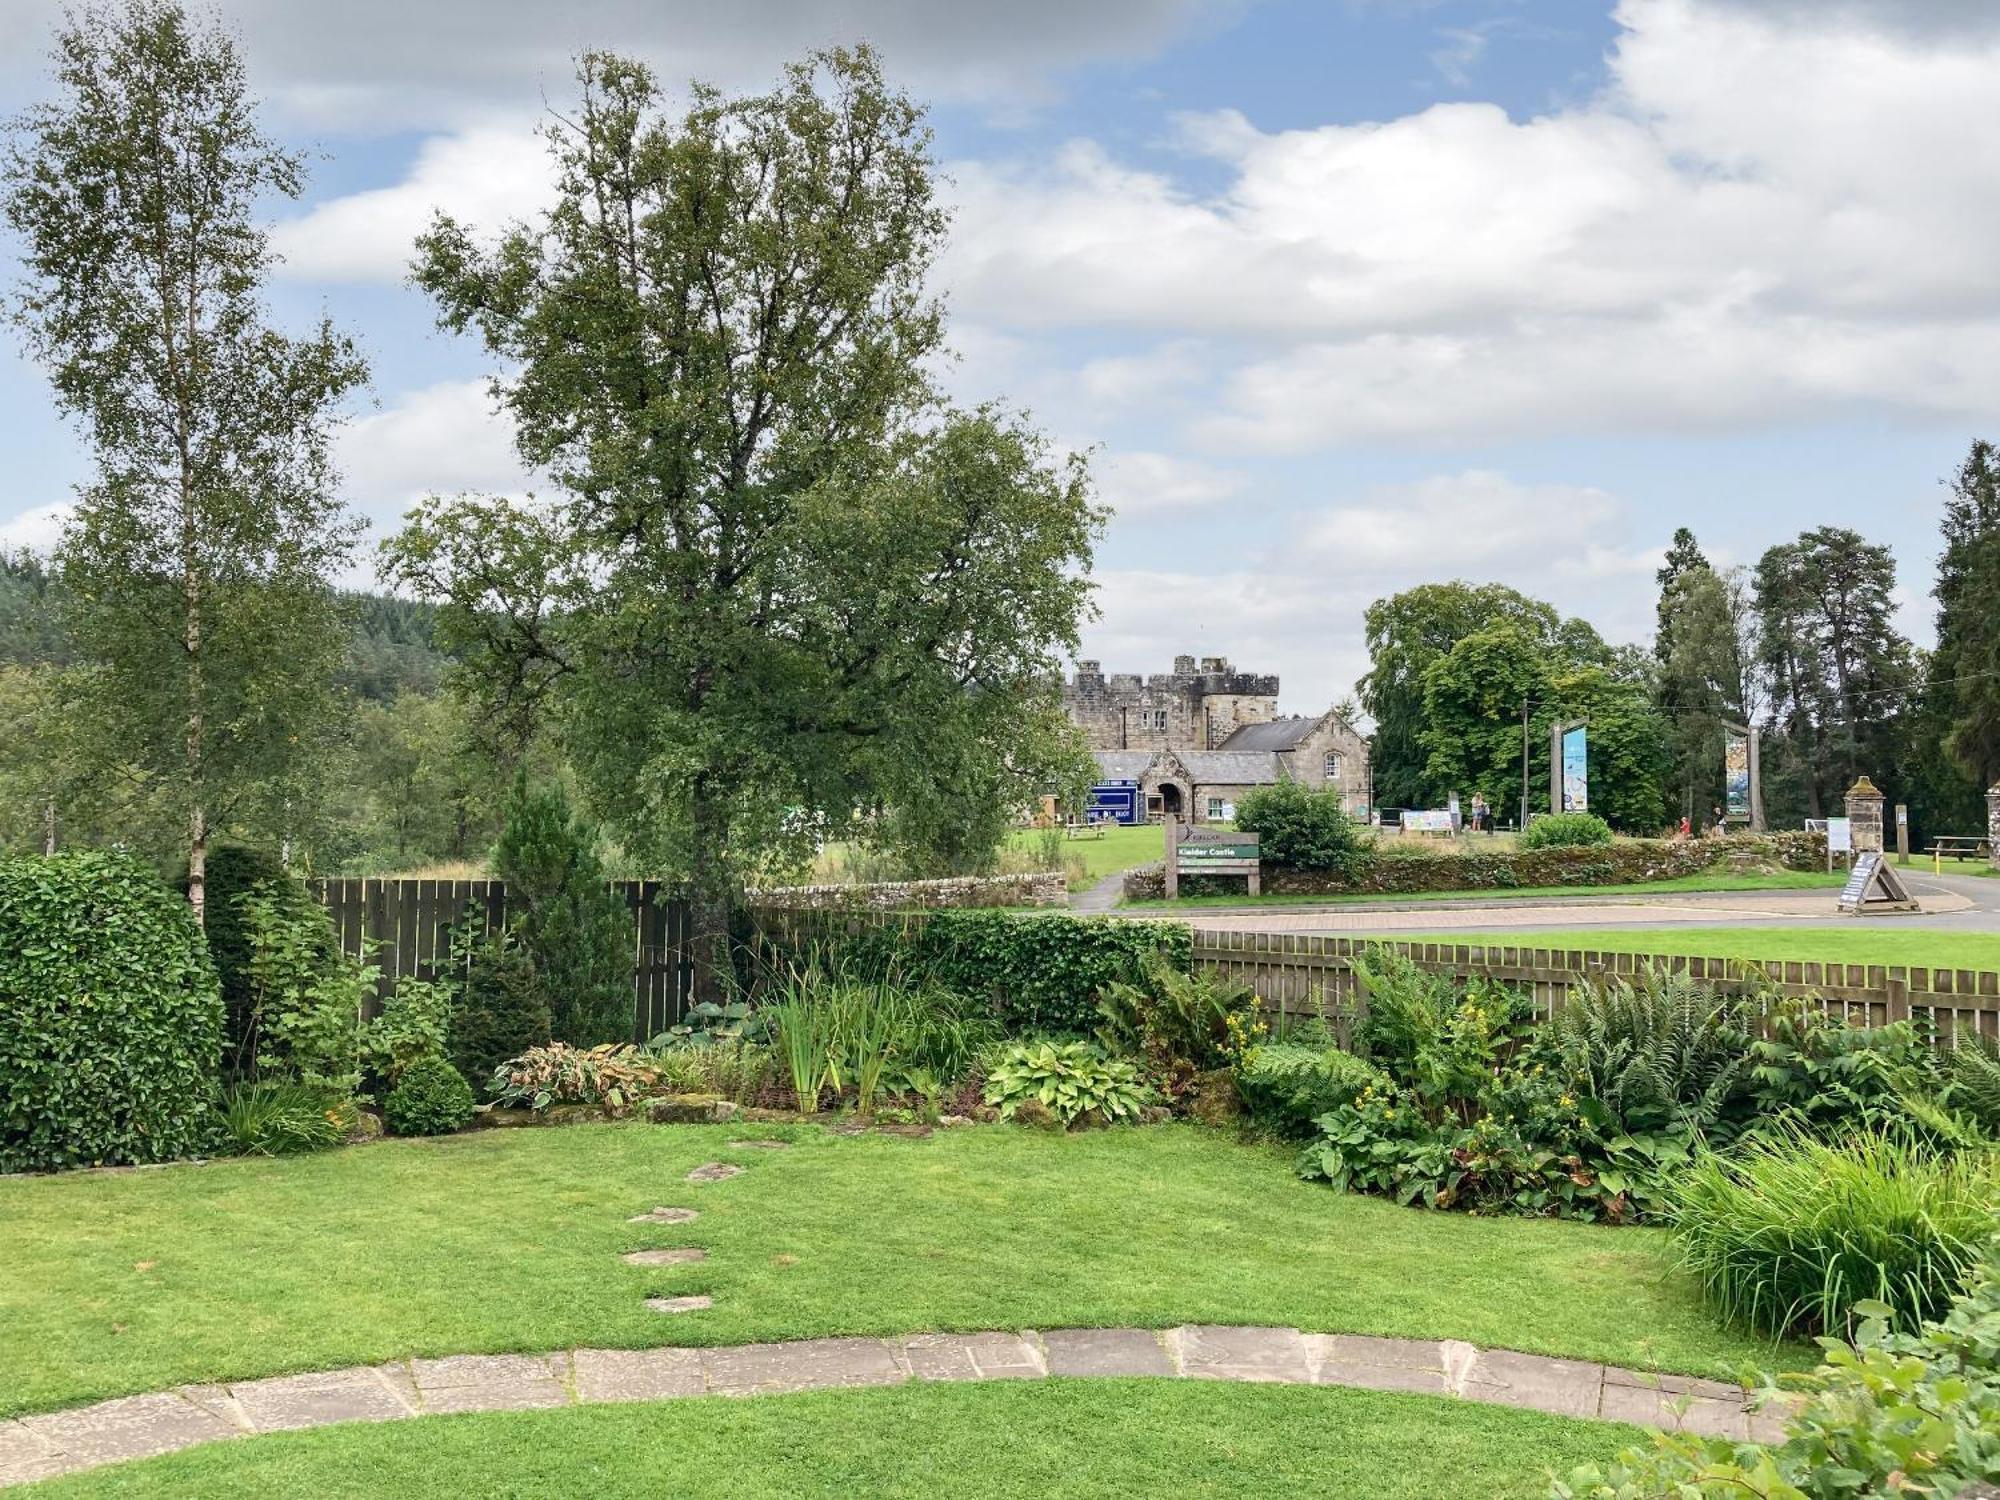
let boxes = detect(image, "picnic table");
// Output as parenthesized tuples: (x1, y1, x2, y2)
(1928, 834, 1992, 868)
(1066, 821, 1107, 840)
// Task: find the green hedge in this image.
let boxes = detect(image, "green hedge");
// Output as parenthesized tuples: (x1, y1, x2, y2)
(756, 909, 1192, 1034)
(1, 852, 223, 1172)
(195, 844, 338, 1074)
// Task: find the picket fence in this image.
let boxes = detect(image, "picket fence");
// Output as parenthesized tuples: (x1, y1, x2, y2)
(307, 877, 696, 1040)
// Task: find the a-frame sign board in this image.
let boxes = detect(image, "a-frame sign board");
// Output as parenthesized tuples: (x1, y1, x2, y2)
(1837, 851, 1920, 916)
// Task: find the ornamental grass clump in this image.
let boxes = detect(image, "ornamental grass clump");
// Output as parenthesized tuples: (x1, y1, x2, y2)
(1669, 1126, 2000, 1339)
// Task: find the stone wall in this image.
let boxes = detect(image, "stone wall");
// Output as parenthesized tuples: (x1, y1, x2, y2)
(749, 871, 1068, 912)
(1122, 832, 1828, 902)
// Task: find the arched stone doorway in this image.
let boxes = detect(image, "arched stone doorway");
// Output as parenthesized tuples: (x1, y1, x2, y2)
(1157, 781, 1185, 818)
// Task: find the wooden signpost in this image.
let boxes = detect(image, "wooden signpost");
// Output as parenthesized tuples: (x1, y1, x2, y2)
(1837, 851, 1920, 916)
(1163, 822, 1261, 899)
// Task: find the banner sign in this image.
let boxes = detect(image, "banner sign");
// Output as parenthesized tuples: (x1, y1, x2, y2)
(1724, 730, 1751, 820)
(1560, 725, 1588, 813)
(1403, 810, 1454, 833)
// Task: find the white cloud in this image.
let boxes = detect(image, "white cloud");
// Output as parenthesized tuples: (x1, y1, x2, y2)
(336, 380, 534, 535)
(1094, 450, 1246, 518)
(0, 501, 70, 555)
(936, 0, 2000, 446)
(272, 128, 553, 283)
(1295, 471, 1622, 571)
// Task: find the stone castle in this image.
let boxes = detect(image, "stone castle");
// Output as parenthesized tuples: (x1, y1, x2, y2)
(1063, 654, 1370, 823)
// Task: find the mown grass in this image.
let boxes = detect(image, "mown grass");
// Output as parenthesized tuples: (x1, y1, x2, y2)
(1372, 926, 2000, 970)
(1003, 822, 1171, 889)
(0, 1123, 1791, 1418)
(17, 1378, 1639, 1500)
(1123, 870, 1846, 910)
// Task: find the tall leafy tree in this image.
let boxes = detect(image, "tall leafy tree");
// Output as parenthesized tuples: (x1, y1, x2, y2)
(1656, 564, 1756, 821)
(1754, 527, 1913, 818)
(387, 50, 1101, 992)
(1653, 526, 1711, 666)
(1359, 582, 1567, 809)
(3, 1, 367, 919)
(1934, 440, 2000, 794)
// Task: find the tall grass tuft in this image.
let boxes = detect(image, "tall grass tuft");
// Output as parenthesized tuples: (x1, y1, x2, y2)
(1669, 1125, 1999, 1338)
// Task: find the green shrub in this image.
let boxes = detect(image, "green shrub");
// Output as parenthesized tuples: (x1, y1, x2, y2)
(383, 1056, 476, 1136)
(1097, 954, 1261, 1106)
(1234, 780, 1363, 871)
(219, 1079, 346, 1156)
(758, 909, 1190, 1035)
(447, 926, 553, 1083)
(1942, 1031, 2000, 1132)
(487, 1042, 660, 1114)
(493, 776, 634, 1045)
(366, 975, 454, 1086)
(0, 851, 223, 1172)
(240, 885, 377, 1093)
(1746, 1001, 1937, 1134)
(983, 1039, 1153, 1127)
(1520, 812, 1614, 850)
(1235, 1044, 1386, 1136)
(757, 961, 999, 1112)
(1554, 1243, 2000, 1500)
(1669, 1127, 1999, 1338)
(1549, 969, 1752, 1139)
(196, 844, 337, 1073)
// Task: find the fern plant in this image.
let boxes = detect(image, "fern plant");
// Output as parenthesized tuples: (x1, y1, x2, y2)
(1549, 969, 1752, 1139)
(1942, 1030, 2000, 1132)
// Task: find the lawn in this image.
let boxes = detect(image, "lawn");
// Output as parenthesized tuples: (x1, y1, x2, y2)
(1122, 869, 1846, 909)
(1004, 822, 1169, 889)
(17, 1378, 1638, 1500)
(1370, 925, 2000, 970)
(0, 1123, 1790, 1420)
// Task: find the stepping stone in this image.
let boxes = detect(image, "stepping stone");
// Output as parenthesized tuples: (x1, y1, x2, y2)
(227, 1367, 411, 1432)
(727, 1139, 789, 1150)
(411, 1354, 569, 1415)
(573, 1347, 704, 1403)
(1040, 1328, 1173, 1378)
(628, 1206, 699, 1224)
(704, 1337, 903, 1396)
(621, 1248, 708, 1268)
(644, 1295, 713, 1314)
(1179, 1325, 1313, 1384)
(686, 1162, 743, 1183)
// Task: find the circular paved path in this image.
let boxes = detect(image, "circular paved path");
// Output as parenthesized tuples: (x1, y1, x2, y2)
(0, 1325, 1786, 1487)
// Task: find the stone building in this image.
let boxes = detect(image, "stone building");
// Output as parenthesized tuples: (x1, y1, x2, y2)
(1064, 655, 1370, 823)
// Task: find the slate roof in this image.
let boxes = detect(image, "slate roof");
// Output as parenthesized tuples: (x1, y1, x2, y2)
(1180, 751, 1283, 784)
(1218, 716, 1321, 752)
(1092, 751, 1154, 781)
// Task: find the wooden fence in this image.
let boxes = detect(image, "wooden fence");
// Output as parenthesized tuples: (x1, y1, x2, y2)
(308, 878, 695, 1040)
(1194, 930, 2000, 1044)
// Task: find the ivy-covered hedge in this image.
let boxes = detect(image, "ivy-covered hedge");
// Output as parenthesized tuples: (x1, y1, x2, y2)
(754, 909, 1192, 1034)
(1126, 831, 1828, 901)
(1, 852, 223, 1172)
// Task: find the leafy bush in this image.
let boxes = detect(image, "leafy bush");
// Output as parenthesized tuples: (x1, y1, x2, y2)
(1097, 954, 1262, 1106)
(0, 851, 223, 1172)
(1554, 1242, 2000, 1500)
(219, 1079, 346, 1156)
(383, 1056, 476, 1136)
(240, 885, 378, 1094)
(1747, 1001, 1937, 1134)
(983, 1040, 1153, 1127)
(1669, 1127, 2000, 1338)
(757, 909, 1190, 1035)
(487, 1042, 660, 1115)
(650, 1039, 776, 1103)
(1235, 1044, 1386, 1137)
(446, 925, 553, 1084)
(1942, 1031, 2000, 1133)
(1549, 970, 1752, 1139)
(197, 844, 337, 1073)
(759, 961, 999, 1112)
(1520, 812, 1614, 850)
(493, 776, 635, 1045)
(1233, 780, 1364, 871)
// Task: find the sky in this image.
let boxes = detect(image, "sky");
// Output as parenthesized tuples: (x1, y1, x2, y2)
(1, 0, 1995, 714)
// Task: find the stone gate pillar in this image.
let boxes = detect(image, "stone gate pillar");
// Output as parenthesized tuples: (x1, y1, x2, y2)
(1845, 776, 1885, 854)
(1988, 783, 2000, 871)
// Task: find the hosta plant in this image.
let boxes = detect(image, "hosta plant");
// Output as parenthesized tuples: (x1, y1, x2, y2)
(487, 1042, 661, 1115)
(983, 1040, 1153, 1128)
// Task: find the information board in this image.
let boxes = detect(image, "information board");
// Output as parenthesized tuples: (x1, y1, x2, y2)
(1403, 810, 1454, 833)
(1164, 825, 1261, 900)
(1837, 851, 1920, 915)
(1561, 725, 1588, 813)
(1827, 817, 1852, 853)
(1839, 852, 1876, 906)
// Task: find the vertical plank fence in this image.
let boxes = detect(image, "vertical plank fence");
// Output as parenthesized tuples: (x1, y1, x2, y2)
(308, 878, 695, 1040)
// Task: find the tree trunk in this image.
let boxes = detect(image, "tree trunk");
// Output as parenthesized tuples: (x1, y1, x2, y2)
(687, 776, 737, 1006)
(42, 798, 56, 856)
